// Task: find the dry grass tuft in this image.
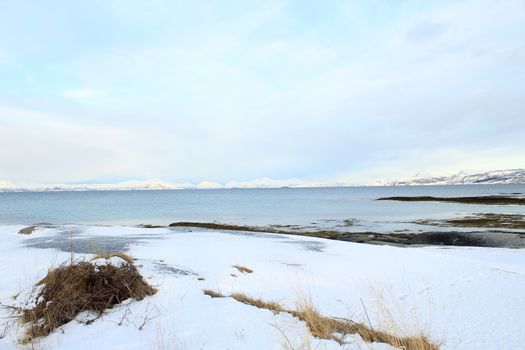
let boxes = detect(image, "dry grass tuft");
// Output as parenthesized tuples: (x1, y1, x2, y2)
(230, 293, 284, 314)
(206, 291, 438, 350)
(20, 259, 156, 343)
(289, 302, 342, 342)
(93, 251, 135, 264)
(202, 289, 225, 298)
(233, 265, 253, 274)
(291, 301, 437, 349)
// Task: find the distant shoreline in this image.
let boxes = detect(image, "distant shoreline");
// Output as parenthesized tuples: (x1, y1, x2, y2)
(2, 182, 525, 193)
(2, 169, 524, 192)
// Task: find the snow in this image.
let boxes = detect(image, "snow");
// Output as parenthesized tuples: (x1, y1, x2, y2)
(380, 169, 525, 186)
(1, 169, 524, 192)
(1, 225, 524, 349)
(0, 178, 330, 192)
(91, 256, 128, 267)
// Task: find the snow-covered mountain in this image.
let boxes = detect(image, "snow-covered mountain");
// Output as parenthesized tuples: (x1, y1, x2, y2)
(0, 179, 186, 192)
(2, 169, 524, 191)
(0, 178, 341, 192)
(381, 169, 525, 186)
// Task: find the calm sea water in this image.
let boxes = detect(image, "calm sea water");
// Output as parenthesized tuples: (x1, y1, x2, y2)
(0, 185, 524, 232)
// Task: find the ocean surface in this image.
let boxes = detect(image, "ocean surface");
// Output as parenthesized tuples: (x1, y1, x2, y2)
(1, 184, 524, 233)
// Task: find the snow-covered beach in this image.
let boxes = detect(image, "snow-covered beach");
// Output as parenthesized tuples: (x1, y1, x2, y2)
(1, 224, 524, 349)
(3, 0, 524, 347)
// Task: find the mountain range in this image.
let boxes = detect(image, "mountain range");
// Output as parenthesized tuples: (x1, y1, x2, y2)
(1, 169, 524, 192)
(379, 169, 525, 186)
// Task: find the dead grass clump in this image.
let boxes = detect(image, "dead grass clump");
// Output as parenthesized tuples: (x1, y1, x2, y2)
(291, 302, 437, 349)
(20, 259, 156, 343)
(233, 265, 253, 274)
(203, 289, 225, 298)
(230, 293, 284, 313)
(207, 291, 438, 350)
(93, 251, 135, 264)
(289, 303, 342, 341)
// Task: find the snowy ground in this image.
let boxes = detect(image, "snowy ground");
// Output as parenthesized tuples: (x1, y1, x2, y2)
(1, 225, 524, 350)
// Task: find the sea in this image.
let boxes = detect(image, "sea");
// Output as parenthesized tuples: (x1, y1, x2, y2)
(1, 184, 524, 233)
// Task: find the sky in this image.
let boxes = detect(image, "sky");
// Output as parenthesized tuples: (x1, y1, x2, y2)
(0, 0, 524, 186)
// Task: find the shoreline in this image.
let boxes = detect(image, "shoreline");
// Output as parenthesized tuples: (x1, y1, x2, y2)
(12, 221, 525, 249)
(1, 182, 525, 193)
(167, 222, 525, 248)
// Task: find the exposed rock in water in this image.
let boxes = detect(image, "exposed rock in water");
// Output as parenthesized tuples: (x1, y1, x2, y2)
(377, 195, 525, 205)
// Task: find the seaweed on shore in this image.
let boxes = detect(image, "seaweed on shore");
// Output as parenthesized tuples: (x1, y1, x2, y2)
(414, 213, 525, 230)
(168, 221, 525, 248)
(376, 195, 525, 205)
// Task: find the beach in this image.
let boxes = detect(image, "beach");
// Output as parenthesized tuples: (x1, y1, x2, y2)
(1, 224, 524, 349)
(1, 186, 525, 349)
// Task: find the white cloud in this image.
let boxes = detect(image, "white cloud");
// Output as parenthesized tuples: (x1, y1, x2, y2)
(63, 88, 100, 99)
(0, 0, 523, 184)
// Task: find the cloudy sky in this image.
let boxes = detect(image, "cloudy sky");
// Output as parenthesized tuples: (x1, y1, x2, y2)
(0, 0, 524, 185)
